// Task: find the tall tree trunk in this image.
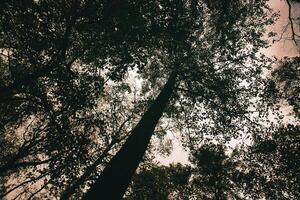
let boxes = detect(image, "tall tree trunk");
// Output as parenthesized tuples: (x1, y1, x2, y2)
(83, 71, 177, 200)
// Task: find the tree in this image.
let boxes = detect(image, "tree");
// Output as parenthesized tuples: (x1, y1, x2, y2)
(125, 144, 238, 200)
(126, 126, 300, 200)
(0, 0, 280, 199)
(84, 0, 275, 198)
(265, 57, 300, 118)
(234, 125, 300, 199)
(188, 143, 238, 200)
(0, 73, 149, 199)
(125, 163, 191, 200)
(0, 0, 148, 198)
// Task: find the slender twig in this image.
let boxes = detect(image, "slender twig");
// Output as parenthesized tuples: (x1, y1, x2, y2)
(26, 178, 52, 200)
(286, 0, 300, 45)
(12, 190, 26, 200)
(1, 171, 51, 198)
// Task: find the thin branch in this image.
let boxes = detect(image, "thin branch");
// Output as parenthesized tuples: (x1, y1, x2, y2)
(0, 171, 51, 198)
(26, 178, 52, 200)
(14, 157, 54, 169)
(12, 190, 26, 200)
(286, 0, 300, 45)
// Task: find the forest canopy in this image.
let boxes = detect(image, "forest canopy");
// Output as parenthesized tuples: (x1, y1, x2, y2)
(0, 0, 299, 199)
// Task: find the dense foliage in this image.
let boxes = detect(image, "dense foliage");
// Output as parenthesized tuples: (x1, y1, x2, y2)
(127, 125, 300, 199)
(0, 0, 298, 199)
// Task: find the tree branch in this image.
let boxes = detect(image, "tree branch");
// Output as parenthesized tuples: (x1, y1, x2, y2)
(286, 0, 300, 45)
(0, 171, 51, 198)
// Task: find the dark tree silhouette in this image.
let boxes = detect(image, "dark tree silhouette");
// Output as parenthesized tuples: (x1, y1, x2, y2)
(84, 71, 177, 199)
(0, 0, 289, 199)
(84, 0, 275, 198)
(235, 125, 300, 199)
(266, 57, 300, 118)
(126, 127, 300, 200)
(0, 0, 148, 198)
(125, 163, 191, 200)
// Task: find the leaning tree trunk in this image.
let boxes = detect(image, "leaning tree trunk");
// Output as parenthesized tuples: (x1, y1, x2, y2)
(83, 71, 177, 200)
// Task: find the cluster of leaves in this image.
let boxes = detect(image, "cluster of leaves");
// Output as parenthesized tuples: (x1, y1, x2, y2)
(264, 57, 300, 118)
(237, 125, 300, 199)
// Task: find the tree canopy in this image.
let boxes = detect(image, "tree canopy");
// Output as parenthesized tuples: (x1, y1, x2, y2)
(126, 125, 300, 199)
(0, 0, 298, 199)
